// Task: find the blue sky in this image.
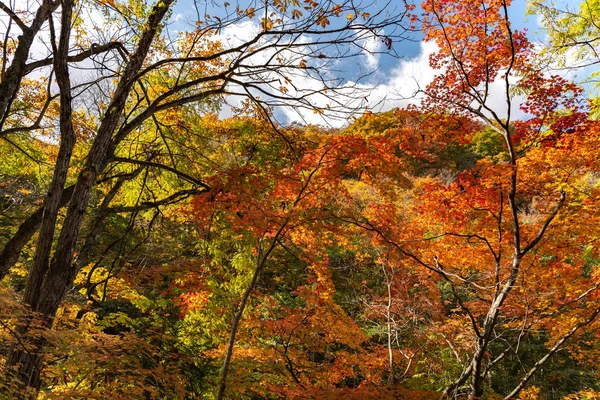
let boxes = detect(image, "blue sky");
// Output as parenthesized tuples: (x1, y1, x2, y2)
(170, 0, 539, 62)
(363, 0, 538, 75)
(166, 0, 545, 125)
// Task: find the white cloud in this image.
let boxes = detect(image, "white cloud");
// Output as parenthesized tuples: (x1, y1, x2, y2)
(171, 13, 184, 23)
(268, 41, 440, 127)
(362, 41, 439, 111)
(1, 0, 540, 129)
(359, 31, 385, 70)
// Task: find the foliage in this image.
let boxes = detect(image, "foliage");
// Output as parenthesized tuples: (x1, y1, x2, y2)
(1, 0, 600, 398)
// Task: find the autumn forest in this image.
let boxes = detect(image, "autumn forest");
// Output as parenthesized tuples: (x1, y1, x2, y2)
(1, 0, 600, 398)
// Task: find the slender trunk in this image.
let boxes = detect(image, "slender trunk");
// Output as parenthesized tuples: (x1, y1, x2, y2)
(468, 342, 485, 399)
(216, 224, 286, 400)
(468, 254, 521, 398)
(464, 76, 523, 395)
(216, 258, 264, 400)
(19, 0, 75, 312)
(387, 311, 394, 386)
(383, 265, 395, 386)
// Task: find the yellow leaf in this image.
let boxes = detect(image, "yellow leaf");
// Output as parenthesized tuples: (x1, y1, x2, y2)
(261, 17, 274, 30)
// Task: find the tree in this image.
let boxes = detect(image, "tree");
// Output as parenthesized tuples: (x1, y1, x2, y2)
(528, 0, 600, 115)
(335, 0, 600, 397)
(188, 115, 403, 397)
(0, 0, 411, 391)
(4, 0, 600, 397)
(528, 0, 600, 72)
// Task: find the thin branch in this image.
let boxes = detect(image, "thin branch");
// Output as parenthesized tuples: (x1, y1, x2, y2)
(0, 1, 28, 32)
(519, 190, 566, 257)
(112, 156, 210, 189)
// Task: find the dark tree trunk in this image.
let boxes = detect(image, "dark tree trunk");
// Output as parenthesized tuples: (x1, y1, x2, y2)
(32, 0, 175, 319)
(4, 0, 175, 391)
(5, 0, 76, 387)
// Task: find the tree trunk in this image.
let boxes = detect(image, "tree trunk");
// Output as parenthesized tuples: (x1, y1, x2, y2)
(5, 0, 76, 387)
(216, 225, 286, 400)
(31, 0, 175, 318)
(383, 264, 395, 386)
(4, 0, 175, 390)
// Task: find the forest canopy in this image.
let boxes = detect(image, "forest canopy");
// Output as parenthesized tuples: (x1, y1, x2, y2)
(1, 0, 600, 399)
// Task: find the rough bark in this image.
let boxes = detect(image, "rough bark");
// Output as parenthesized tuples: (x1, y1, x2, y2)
(5, 0, 169, 371)
(3, 1, 178, 386)
(30, 0, 175, 328)
(5, 0, 76, 387)
(20, 0, 76, 311)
